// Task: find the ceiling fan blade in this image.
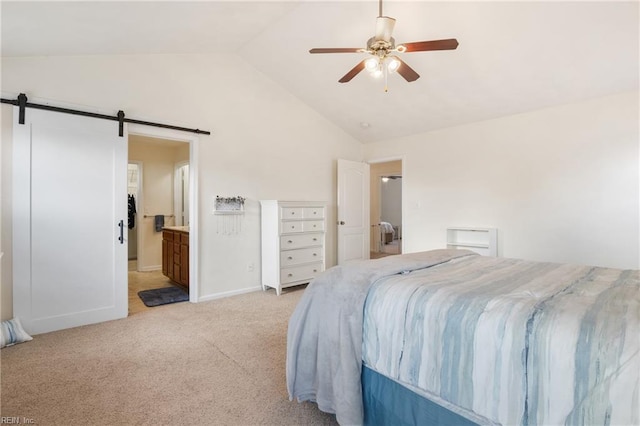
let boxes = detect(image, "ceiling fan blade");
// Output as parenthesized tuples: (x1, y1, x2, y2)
(339, 60, 366, 83)
(374, 16, 396, 42)
(399, 39, 459, 52)
(309, 48, 363, 54)
(395, 58, 420, 82)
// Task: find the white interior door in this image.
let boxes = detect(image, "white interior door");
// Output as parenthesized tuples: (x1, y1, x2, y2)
(337, 159, 370, 264)
(13, 107, 128, 334)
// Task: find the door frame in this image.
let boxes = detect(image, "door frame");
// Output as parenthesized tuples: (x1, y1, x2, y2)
(128, 124, 200, 303)
(174, 160, 189, 227)
(367, 156, 405, 255)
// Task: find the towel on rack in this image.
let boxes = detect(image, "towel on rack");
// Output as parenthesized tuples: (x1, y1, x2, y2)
(154, 215, 164, 232)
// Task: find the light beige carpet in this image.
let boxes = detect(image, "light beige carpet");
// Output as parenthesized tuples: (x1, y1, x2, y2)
(0, 287, 337, 426)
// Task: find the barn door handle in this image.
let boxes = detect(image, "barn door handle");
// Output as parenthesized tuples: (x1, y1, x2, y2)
(118, 220, 124, 244)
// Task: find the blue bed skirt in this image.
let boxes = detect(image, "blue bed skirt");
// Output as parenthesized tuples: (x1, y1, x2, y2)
(362, 366, 478, 426)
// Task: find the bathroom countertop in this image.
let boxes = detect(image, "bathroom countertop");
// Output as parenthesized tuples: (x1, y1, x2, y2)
(162, 226, 189, 233)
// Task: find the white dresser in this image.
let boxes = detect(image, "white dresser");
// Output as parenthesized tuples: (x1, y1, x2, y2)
(260, 200, 326, 295)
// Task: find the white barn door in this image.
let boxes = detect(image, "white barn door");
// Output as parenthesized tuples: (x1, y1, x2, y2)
(13, 107, 128, 334)
(337, 159, 370, 264)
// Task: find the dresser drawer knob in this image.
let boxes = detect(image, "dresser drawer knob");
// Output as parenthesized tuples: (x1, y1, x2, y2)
(288, 273, 293, 277)
(288, 256, 293, 260)
(287, 240, 293, 243)
(312, 238, 317, 241)
(313, 269, 318, 273)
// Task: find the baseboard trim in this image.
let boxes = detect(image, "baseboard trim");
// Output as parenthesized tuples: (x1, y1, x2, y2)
(137, 265, 161, 272)
(197, 285, 262, 303)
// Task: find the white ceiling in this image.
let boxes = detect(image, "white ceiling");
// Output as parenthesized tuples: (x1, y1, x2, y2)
(2, 1, 638, 143)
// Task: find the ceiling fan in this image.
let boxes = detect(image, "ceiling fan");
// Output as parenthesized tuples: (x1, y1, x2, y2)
(309, 0, 458, 89)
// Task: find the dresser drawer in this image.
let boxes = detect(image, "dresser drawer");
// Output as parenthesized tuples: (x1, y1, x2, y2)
(302, 220, 324, 232)
(303, 207, 324, 219)
(280, 233, 323, 249)
(281, 221, 303, 233)
(280, 247, 323, 267)
(280, 262, 324, 285)
(282, 220, 323, 233)
(281, 207, 304, 219)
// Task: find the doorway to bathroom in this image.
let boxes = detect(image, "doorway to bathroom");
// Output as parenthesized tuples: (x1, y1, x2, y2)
(127, 134, 192, 314)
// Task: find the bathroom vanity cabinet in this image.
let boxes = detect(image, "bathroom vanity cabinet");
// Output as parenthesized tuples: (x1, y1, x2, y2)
(162, 226, 189, 287)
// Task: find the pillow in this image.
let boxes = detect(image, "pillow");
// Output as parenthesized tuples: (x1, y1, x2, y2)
(1, 318, 33, 348)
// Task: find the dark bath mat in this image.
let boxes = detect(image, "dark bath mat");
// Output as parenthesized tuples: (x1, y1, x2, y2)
(138, 286, 189, 307)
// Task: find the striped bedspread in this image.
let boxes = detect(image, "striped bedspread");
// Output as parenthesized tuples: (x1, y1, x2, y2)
(362, 255, 639, 425)
(287, 250, 475, 425)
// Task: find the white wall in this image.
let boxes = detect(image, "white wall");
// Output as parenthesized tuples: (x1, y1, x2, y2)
(365, 91, 639, 270)
(0, 53, 363, 315)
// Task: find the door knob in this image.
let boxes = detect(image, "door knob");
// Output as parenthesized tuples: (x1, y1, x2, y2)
(339, 221, 345, 225)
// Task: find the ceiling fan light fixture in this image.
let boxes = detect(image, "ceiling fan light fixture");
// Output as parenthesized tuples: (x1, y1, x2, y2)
(387, 56, 401, 73)
(364, 56, 379, 71)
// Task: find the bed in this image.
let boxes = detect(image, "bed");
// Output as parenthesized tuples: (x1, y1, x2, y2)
(286, 249, 639, 425)
(380, 222, 395, 244)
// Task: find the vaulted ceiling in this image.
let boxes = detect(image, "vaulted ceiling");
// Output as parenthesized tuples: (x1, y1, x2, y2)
(2, 1, 638, 143)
